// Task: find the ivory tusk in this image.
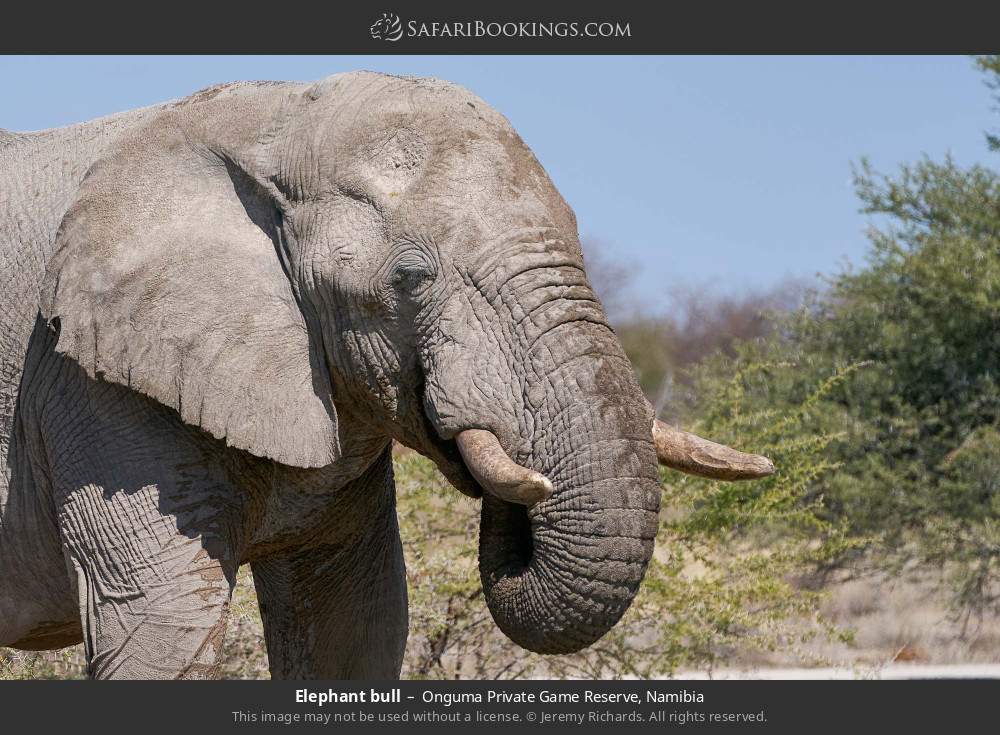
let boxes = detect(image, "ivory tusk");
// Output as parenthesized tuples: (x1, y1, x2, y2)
(455, 429, 554, 505)
(653, 419, 774, 481)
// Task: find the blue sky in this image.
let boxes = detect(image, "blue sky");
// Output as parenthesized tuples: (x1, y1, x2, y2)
(2, 56, 996, 309)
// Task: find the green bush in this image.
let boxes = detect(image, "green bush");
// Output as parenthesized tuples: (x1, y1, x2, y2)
(688, 56, 1000, 621)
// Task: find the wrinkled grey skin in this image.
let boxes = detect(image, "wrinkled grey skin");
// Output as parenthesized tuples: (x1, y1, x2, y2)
(0, 73, 660, 678)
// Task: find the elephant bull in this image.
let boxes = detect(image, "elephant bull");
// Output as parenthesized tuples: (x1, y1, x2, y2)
(0, 72, 770, 678)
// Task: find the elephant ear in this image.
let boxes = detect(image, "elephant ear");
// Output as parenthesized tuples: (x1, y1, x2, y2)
(41, 113, 340, 468)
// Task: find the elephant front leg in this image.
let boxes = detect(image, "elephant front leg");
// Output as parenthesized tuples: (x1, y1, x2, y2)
(46, 398, 243, 679)
(252, 531, 408, 680)
(59, 479, 237, 679)
(250, 453, 408, 679)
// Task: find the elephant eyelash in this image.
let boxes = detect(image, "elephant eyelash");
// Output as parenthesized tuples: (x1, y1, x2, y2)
(389, 261, 436, 292)
(382, 241, 440, 292)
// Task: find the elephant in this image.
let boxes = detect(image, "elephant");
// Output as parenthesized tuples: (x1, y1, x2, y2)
(0, 72, 772, 679)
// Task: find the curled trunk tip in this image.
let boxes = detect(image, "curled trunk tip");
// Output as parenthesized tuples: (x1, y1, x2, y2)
(653, 419, 774, 481)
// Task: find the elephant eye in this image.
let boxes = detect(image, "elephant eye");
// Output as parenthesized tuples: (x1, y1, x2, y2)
(391, 266, 434, 292)
(390, 253, 436, 294)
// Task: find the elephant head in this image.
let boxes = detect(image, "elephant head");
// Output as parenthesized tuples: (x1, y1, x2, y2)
(42, 73, 771, 654)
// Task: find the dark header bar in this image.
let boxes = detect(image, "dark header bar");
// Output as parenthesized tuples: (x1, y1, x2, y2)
(4, 2, 1000, 54)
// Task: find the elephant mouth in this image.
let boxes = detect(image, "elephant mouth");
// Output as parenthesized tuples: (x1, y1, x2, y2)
(429, 437, 485, 499)
(403, 406, 484, 501)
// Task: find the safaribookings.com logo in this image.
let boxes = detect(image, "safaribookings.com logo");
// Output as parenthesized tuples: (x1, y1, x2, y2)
(370, 13, 404, 41)
(370, 13, 631, 42)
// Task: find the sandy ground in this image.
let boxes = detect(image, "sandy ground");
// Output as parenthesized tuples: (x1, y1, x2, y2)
(676, 663, 1000, 679)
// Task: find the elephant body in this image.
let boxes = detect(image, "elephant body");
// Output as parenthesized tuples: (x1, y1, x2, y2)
(0, 73, 768, 679)
(0, 97, 406, 675)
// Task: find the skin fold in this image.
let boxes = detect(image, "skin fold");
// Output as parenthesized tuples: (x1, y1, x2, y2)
(0, 72, 769, 679)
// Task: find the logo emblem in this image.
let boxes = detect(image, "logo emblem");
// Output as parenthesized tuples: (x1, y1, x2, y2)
(370, 13, 403, 42)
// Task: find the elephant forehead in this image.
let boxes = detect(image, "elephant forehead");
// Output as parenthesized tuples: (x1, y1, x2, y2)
(395, 134, 573, 248)
(313, 123, 546, 235)
(312, 75, 510, 173)
(301, 73, 576, 247)
(392, 173, 555, 249)
(353, 125, 430, 198)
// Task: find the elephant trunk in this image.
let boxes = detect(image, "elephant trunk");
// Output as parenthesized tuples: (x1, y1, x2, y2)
(421, 251, 771, 653)
(475, 321, 662, 655)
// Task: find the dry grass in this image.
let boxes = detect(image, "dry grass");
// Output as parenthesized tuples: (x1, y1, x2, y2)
(6, 558, 998, 679)
(727, 568, 1000, 670)
(4, 562, 997, 679)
